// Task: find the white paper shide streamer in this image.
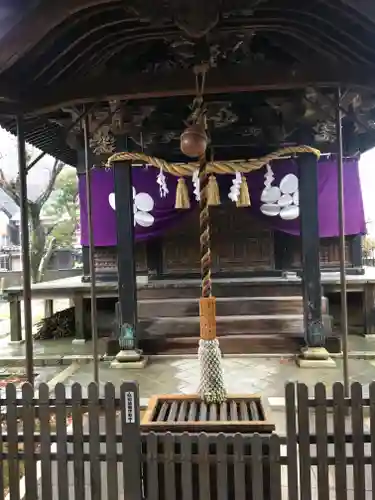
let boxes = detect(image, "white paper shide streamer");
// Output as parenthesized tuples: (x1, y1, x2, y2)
(156, 167, 169, 198)
(192, 169, 200, 201)
(228, 171, 242, 202)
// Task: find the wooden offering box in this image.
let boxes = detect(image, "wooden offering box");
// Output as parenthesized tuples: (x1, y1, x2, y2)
(141, 394, 275, 433)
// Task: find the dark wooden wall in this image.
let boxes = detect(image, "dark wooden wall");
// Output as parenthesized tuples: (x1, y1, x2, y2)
(274, 232, 362, 271)
(161, 206, 274, 274)
(82, 207, 362, 279)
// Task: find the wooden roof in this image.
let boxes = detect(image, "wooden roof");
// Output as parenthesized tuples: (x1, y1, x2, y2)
(1, 0, 375, 164)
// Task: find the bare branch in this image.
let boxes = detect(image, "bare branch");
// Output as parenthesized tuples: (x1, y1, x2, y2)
(26, 151, 46, 172)
(35, 159, 64, 208)
(0, 167, 20, 206)
(45, 222, 59, 236)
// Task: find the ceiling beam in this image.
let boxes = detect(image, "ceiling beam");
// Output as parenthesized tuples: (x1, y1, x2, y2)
(341, 0, 375, 25)
(21, 63, 375, 116)
(0, 100, 21, 116)
(0, 0, 118, 73)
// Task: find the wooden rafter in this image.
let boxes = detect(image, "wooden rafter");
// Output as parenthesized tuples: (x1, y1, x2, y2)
(341, 0, 375, 25)
(0, 0, 119, 73)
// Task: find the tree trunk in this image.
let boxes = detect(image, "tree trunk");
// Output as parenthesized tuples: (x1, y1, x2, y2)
(37, 236, 55, 283)
(29, 203, 46, 283)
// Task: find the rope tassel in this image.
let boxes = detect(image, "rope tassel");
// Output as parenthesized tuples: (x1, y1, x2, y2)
(207, 174, 220, 206)
(175, 177, 190, 209)
(236, 175, 251, 207)
(198, 156, 226, 404)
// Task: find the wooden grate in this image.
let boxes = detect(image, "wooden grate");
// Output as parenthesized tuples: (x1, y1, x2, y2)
(141, 394, 275, 433)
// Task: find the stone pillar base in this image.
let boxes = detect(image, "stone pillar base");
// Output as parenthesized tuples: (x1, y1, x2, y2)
(296, 347, 336, 368)
(110, 350, 148, 369)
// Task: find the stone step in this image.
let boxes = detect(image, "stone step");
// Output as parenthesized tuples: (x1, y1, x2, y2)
(137, 296, 328, 318)
(140, 332, 341, 355)
(139, 314, 332, 337)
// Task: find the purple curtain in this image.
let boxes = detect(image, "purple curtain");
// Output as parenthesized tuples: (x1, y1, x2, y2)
(79, 158, 365, 247)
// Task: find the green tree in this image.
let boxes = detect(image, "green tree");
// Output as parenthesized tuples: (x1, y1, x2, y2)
(43, 168, 78, 249)
(363, 235, 375, 258)
(0, 154, 64, 282)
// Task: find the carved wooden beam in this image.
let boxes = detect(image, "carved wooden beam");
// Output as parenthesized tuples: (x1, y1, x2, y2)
(0, 0, 118, 73)
(21, 63, 375, 116)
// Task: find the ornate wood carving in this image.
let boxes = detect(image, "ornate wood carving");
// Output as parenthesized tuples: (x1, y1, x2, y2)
(92, 243, 148, 275)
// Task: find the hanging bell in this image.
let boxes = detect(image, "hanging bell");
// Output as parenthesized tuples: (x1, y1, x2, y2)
(180, 123, 208, 158)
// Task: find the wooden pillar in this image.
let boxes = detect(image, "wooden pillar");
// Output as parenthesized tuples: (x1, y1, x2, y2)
(113, 161, 138, 346)
(9, 297, 22, 342)
(17, 114, 34, 383)
(44, 299, 53, 318)
(73, 293, 86, 342)
(364, 283, 375, 335)
(351, 235, 363, 268)
(297, 152, 334, 366)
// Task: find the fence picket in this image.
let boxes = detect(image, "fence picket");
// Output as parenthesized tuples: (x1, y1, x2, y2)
(332, 382, 347, 499)
(180, 433, 193, 500)
(297, 383, 311, 500)
(369, 382, 375, 500)
(88, 383, 101, 500)
(163, 433, 176, 500)
(72, 383, 85, 499)
(234, 433, 246, 500)
(315, 383, 329, 500)
(198, 434, 210, 500)
(104, 383, 118, 500)
(351, 382, 365, 500)
(6, 383, 20, 500)
(269, 434, 281, 500)
(146, 433, 159, 500)
(55, 383, 69, 500)
(22, 384, 37, 500)
(38, 383, 52, 500)
(250, 434, 263, 500)
(215, 434, 228, 500)
(285, 383, 298, 500)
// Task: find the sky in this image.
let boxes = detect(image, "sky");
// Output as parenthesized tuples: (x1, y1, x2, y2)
(0, 126, 70, 202)
(0, 126, 374, 233)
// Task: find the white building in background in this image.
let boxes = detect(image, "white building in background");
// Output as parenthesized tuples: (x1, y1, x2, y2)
(366, 220, 375, 238)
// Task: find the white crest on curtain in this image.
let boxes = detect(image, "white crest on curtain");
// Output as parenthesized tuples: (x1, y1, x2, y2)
(108, 187, 155, 227)
(260, 164, 299, 220)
